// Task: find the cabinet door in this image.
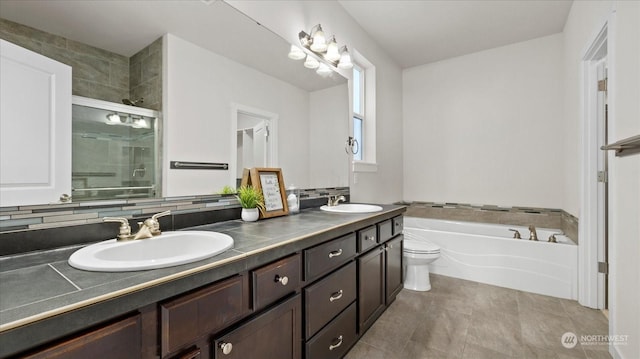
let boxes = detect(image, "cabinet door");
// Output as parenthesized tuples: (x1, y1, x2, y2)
(160, 274, 249, 357)
(385, 235, 403, 304)
(22, 315, 140, 359)
(213, 294, 301, 359)
(357, 246, 385, 333)
(0, 39, 71, 206)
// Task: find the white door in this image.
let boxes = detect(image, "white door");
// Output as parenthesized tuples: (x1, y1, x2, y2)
(0, 39, 72, 206)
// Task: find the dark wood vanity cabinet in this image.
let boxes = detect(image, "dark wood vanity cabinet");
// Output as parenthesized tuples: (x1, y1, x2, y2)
(159, 274, 250, 358)
(21, 314, 141, 359)
(357, 216, 404, 333)
(212, 294, 302, 359)
(12, 211, 404, 359)
(385, 234, 404, 304)
(357, 246, 386, 333)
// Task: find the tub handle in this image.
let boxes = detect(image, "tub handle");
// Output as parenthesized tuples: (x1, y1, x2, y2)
(508, 229, 522, 239)
(548, 233, 562, 243)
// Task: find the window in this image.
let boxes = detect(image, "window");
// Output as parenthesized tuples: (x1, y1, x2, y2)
(351, 51, 376, 172)
(353, 64, 364, 161)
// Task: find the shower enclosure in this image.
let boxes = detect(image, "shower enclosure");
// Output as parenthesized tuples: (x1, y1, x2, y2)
(71, 96, 159, 201)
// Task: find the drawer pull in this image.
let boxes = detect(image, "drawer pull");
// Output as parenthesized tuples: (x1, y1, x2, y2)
(329, 289, 344, 302)
(366, 235, 376, 241)
(329, 335, 343, 351)
(274, 275, 289, 286)
(219, 342, 233, 355)
(328, 249, 343, 258)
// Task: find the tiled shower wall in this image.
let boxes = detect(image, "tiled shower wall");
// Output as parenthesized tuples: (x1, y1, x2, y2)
(129, 38, 162, 111)
(0, 18, 162, 110)
(404, 201, 579, 243)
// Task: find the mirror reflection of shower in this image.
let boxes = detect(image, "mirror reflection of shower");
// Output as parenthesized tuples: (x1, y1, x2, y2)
(71, 96, 159, 201)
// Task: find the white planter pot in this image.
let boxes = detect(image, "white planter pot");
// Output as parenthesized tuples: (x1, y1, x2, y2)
(241, 208, 259, 222)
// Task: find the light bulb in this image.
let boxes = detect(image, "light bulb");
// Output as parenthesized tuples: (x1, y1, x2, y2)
(287, 45, 305, 60)
(106, 113, 121, 124)
(310, 25, 327, 52)
(304, 55, 320, 69)
(132, 118, 149, 129)
(325, 36, 340, 62)
(316, 63, 332, 76)
(338, 46, 353, 69)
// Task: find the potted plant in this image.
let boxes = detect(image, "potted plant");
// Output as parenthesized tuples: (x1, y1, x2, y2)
(236, 185, 264, 222)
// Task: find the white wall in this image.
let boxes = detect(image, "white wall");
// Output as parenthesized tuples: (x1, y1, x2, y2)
(403, 34, 565, 208)
(564, 2, 640, 358)
(163, 33, 310, 196)
(309, 84, 350, 188)
(227, 0, 405, 204)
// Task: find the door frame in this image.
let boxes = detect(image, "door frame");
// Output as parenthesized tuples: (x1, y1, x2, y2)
(229, 103, 278, 187)
(579, 16, 611, 310)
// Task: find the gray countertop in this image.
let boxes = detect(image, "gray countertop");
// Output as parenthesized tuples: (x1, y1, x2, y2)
(0, 205, 405, 356)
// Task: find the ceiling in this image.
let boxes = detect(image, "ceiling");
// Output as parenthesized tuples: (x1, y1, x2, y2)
(339, 0, 573, 68)
(0, 0, 573, 73)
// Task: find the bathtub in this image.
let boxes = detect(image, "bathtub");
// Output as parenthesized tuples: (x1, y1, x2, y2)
(404, 217, 578, 300)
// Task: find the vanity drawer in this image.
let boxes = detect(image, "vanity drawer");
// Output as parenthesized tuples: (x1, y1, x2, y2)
(378, 219, 393, 243)
(305, 302, 357, 359)
(160, 275, 248, 357)
(252, 253, 301, 311)
(393, 215, 404, 236)
(304, 261, 356, 339)
(357, 225, 377, 253)
(304, 233, 356, 281)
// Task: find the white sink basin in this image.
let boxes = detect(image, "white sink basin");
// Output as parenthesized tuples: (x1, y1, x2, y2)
(68, 231, 234, 272)
(320, 203, 383, 213)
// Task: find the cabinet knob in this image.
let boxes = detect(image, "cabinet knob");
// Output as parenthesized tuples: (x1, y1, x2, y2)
(219, 342, 233, 355)
(328, 249, 343, 258)
(274, 275, 289, 286)
(329, 289, 343, 302)
(366, 235, 376, 241)
(329, 335, 343, 351)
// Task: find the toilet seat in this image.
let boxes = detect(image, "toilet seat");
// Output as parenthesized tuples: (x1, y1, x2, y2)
(403, 239, 440, 254)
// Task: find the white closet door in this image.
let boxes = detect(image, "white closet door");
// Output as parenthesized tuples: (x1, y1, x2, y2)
(1, 39, 72, 206)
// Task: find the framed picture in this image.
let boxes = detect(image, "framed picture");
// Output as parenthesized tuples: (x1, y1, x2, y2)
(249, 168, 289, 218)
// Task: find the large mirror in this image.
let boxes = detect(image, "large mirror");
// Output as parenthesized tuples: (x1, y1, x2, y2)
(0, 0, 349, 205)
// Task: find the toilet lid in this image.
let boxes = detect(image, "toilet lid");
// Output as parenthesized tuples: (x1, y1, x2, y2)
(404, 239, 440, 254)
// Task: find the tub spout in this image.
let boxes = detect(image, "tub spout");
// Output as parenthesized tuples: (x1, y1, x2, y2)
(508, 229, 522, 239)
(528, 225, 538, 241)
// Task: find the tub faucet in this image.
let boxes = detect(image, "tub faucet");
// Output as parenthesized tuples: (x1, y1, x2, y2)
(328, 195, 346, 207)
(528, 225, 539, 241)
(133, 210, 171, 240)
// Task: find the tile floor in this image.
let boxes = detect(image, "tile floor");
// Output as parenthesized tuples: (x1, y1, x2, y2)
(345, 274, 611, 359)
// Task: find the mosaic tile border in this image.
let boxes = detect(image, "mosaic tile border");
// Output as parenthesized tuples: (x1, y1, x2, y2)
(0, 187, 349, 234)
(402, 201, 579, 243)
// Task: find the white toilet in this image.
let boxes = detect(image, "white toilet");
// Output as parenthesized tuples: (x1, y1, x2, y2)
(403, 239, 441, 291)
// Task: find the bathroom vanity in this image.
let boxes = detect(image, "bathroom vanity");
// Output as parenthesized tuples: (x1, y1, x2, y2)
(0, 205, 405, 358)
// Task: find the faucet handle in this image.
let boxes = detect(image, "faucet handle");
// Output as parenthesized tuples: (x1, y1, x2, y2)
(103, 217, 133, 241)
(146, 210, 171, 235)
(508, 229, 522, 239)
(548, 232, 562, 243)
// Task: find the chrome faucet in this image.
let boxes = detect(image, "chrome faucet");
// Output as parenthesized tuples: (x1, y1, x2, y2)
(104, 210, 171, 241)
(327, 195, 346, 207)
(528, 225, 539, 241)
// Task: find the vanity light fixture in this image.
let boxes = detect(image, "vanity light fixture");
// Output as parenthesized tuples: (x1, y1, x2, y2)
(287, 45, 306, 60)
(303, 54, 320, 69)
(106, 113, 122, 125)
(294, 24, 354, 71)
